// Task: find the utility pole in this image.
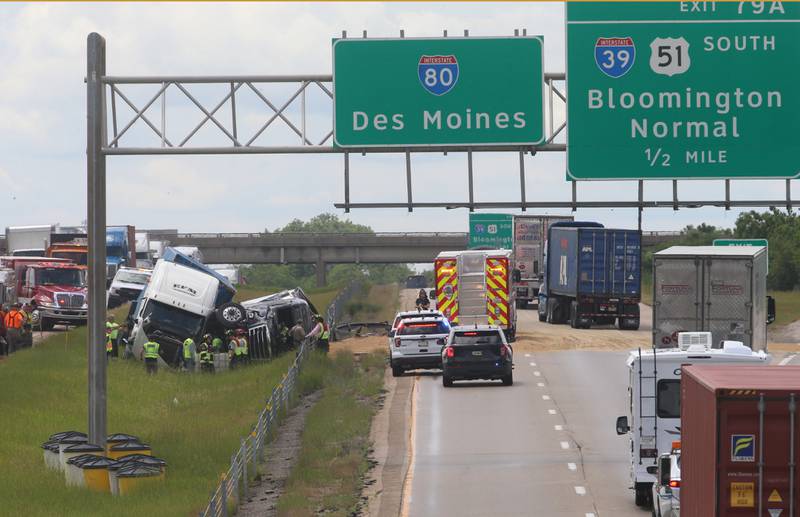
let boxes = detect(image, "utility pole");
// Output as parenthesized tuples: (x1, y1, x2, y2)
(87, 32, 107, 447)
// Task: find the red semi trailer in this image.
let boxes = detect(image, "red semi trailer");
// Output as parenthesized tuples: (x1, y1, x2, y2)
(681, 364, 800, 517)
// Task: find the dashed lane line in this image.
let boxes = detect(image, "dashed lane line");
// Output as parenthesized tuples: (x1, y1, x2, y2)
(780, 354, 797, 366)
(548, 409, 557, 415)
(542, 395, 551, 400)
(574, 486, 586, 496)
(537, 382, 545, 387)
(554, 425, 564, 431)
(399, 376, 419, 517)
(534, 371, 541, 377)
(560, 441, 570, 450)
(567, 462, 577, 471)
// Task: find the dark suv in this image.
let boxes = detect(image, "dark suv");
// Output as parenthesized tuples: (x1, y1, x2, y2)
(441, 326, 513, 387)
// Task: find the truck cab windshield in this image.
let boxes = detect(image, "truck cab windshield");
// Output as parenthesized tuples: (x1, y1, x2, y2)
(116, 271, 148, 285)
(141, 300, 204, 339)
(107, 246, 124, 258)
(51, 252, 88, 265)
(36, 268, 84, 287)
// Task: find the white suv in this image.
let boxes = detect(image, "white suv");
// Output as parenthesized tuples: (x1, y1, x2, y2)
(390, 316, 450, 377)
(388, 309, 445, 347)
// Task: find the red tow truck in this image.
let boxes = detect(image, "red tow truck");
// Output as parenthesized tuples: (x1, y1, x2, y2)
(0, 256, 88, 330)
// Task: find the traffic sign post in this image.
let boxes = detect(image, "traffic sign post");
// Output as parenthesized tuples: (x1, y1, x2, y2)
(566, 1, 800, 180)
(469, 213, 513, 249)
(333, 37, 545, 147)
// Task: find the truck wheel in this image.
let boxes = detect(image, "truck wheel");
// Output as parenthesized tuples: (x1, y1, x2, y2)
(635, 483, 653, 508)
(216, 302, 246, 329)
(442, 375, 453, 387)
(501, 373, 513, 386)
(392, 365, 404, 377)
(40, 319, 55, 332)
(569, 301, 578, 328)
(538, 309, 546, 322)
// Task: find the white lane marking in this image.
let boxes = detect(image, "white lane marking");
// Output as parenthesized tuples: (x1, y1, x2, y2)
(554, 424, 563, 431)
(399, 376, 418, 517)
(524, 353, 531, 357)
(780, 354, 797, 366)
(560, 441, 570, 449)
(529, 362, 536, 367)
(567, 462, 577, 471)
(586, 514, 596, 517)
(542, 395, 551, 400)
(537, 382, 545, 387)
(534, 371, 541, 377)
(548, 409, 557, 415)
(574, 486, 586, 495)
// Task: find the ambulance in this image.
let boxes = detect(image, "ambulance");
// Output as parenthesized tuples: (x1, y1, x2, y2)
(434, 249, 517, 341)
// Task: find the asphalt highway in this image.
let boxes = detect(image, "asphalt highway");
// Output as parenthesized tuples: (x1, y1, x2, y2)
(404, 309, 651, 517)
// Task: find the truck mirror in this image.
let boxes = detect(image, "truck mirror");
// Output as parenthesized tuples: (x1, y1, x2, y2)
(615, 416, 629, 435)
(659, 455, 671, 486)
(428, 290, 435, 300)
(512, 269, 522, 283)
(767, 296, 776, 325)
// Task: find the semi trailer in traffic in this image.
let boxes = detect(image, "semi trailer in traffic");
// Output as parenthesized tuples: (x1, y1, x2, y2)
(5, 225, 54, 257)
(681, 364, 800, 517)
(512, 215, 573, 309)
(616, 332, 769, 509)
(652, 245, 773, 351)
(539, 223, 642, 330)
(434, 249, 518, 341)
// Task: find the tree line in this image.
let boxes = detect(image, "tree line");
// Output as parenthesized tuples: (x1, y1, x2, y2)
(644, 209, 800, 290)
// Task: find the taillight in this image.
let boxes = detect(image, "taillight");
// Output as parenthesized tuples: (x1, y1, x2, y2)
(445, 346, 454, 358)
(394, 338, 401, 347)
(669, 480, 680, 488)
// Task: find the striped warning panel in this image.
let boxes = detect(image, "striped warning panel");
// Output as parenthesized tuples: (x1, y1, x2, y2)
(485, 257, 509, 327)
(435, 258, 459, 324)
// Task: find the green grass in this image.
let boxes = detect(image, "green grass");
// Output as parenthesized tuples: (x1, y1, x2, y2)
(641, 274, 653, 305)
(344, 284, 399, 323)
(0, 321, 297, 517)
(234, 285, 340, 315)
(768, 290, 800, 327)
(277, 351, 386, 516)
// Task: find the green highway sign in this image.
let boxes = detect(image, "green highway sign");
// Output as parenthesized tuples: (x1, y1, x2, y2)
(333, 37, 544, 147)
(714, 238, 768, 273)
(468, 213, 513, 249)
(566, 2, 800, 180)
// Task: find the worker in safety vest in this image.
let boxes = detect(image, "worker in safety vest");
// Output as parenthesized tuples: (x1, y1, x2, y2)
(141, 339, 160, 375)
(237, 328, 249, 365)
(4, 303, 25, 354)
(199, 342, 214, 373)
(106, 316, 120, 359)
(182, 336, 196, 372)
(319, 319, 330, 353)
(211, 335, 223, 353)
(227, 330, 239, 369)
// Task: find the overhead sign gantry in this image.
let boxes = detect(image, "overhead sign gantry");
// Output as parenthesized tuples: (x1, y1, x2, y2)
(566, 1, 800, 180)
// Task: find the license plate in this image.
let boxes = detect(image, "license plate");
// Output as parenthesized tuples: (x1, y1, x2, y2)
(472, 351, 483, 356)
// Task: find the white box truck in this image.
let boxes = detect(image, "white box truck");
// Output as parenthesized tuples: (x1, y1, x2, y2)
(512, 215, 572, 309)
(5, 225, 54, 256)
(652, 246, 773, 351)
(615, 332, 769, 508)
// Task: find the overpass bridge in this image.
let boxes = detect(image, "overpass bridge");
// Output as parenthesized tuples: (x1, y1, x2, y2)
(146, 230, 683, 286)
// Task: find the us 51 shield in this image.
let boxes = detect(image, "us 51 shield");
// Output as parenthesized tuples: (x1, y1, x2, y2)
(418, 55, 459, 96)
(594, 37, 635, 78)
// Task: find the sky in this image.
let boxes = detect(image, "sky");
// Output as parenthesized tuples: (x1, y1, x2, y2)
(0, 2, 790, 234)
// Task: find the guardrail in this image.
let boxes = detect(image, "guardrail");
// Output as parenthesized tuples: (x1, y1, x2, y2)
(198, 338, 313, 517)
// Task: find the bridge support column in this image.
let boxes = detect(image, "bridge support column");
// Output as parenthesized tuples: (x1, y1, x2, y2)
(316, 260, 327, 287)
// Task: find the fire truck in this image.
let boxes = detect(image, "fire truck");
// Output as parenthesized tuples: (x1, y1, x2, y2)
(434, 249, 518, 341)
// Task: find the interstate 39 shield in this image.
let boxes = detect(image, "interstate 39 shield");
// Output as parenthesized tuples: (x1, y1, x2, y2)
(418, 55, 459, 96)
(594, 37, 635, 78)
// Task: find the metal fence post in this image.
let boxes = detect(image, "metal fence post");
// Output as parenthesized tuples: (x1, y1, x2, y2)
(220, 474, 228, 517)
(241, 439, 248, 500)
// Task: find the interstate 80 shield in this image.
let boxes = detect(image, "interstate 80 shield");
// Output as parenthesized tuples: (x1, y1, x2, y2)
(594, 37, 635, 78)
(418, 55, 459, 96)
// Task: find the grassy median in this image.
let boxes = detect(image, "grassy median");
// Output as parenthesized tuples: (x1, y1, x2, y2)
(277, 351, 386, 516)
(0, 321, 297, 517)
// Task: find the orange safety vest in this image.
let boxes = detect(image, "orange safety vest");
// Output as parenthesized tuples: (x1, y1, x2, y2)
(4, 310, 24, 330)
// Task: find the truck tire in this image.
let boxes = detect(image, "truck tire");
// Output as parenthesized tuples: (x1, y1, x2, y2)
(392, 364, 404, 378)
(501, 373, 513, 386)
(40, 319, 55, 332)
(635, 482, 653, 508)
(216, 302, 247, 329)
(442, 374, 453, 387)
(538, 310, 546, 322)
(569, 301, 578, 329)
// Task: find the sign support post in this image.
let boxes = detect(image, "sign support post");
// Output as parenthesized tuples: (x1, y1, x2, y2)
(87, 32, 108, 448)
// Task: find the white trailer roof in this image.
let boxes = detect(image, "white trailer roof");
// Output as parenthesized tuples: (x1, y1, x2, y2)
(436, 249, 512, 259)
(654, 245, 766, 258)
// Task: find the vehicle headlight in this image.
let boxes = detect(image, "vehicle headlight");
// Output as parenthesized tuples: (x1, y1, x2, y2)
(82, 303, 89, 309)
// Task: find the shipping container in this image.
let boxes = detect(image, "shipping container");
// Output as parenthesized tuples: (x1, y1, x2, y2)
(681, 364, 800, 517)
(539, 226, 641, 329)
(512, 215, 573, 309)
(653, 246, 769, 351)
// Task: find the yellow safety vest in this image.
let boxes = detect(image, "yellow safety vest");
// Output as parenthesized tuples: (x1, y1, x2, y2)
(183, 338, 194, 359)
(143, 341, 160, 359)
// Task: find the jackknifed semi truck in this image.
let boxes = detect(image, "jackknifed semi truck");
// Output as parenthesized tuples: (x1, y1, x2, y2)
(538, 223, 642, 330)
